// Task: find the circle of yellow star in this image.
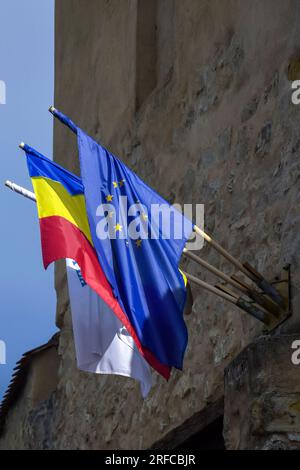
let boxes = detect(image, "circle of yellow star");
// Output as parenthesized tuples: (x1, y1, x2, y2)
(112, 181, 118, 188)
(114, 223, 123, 232)
(108, 211, 114, 218)
(141, 213, 148, 221)
(136, 239, 142, 248)
(106, 194, 113, 202)
(119, 179, 125, 187)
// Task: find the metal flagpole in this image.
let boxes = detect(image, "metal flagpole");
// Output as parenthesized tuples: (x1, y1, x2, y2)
(5, 180, 36, 202)
(48, 105, 284, 307)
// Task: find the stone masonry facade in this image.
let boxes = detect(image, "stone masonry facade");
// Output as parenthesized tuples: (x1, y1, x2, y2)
(0, 0, 300, 449)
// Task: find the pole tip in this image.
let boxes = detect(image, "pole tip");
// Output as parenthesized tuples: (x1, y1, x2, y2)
(5, 180, 11, 187)
(19, 142, 25, 149)
(49, 105, 56, 114)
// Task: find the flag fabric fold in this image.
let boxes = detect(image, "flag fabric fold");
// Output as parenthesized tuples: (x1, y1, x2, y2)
(66, 258, 153, 397)
(25, 144, 170, 379)
(77, 129, 194, 369)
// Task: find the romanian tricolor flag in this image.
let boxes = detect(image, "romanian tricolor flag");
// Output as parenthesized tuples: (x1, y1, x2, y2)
(24, 144, 170, 379)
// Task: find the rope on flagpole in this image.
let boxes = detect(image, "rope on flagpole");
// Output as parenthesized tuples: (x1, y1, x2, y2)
(48, 105, 285, 308)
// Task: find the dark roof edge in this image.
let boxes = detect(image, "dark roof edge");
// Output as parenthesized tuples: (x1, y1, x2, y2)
(0, 332, 60, 436)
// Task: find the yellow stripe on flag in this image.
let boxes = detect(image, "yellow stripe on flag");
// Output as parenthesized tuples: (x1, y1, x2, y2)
(32, 176, 92, 244)
(179, 269, 188, 287)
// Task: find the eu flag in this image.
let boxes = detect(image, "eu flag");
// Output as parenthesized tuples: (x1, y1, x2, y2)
(77, 129, 193, 369)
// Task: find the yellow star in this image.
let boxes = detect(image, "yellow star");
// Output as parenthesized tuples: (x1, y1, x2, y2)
(112, 181, 118, 188)
(106, 194, 113, 202)
(141, 213, 148, 221)
(108, 211, 114, 218)
(136, 239, 142, 248)
(114, 223, 123, 232)
(119, 179, 125, 187)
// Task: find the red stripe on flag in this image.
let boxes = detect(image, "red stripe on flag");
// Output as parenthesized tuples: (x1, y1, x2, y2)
(39, 215, 171, 380)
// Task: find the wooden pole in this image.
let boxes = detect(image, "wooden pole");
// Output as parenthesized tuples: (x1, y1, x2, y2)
(214, 283, 271, 317)
(183, 271, 270, 325)
(183, 249, 281, 316)
(183, 248, 251, 295)
(193, 226, 284, 306)
(183, 271, 237, 304)
(193, 226, 256, 281)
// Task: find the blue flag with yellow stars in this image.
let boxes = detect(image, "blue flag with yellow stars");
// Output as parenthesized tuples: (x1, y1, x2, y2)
(77, 128, 194, 371)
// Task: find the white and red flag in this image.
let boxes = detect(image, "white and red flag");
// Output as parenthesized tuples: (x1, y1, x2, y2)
(66, 259, 153, 398)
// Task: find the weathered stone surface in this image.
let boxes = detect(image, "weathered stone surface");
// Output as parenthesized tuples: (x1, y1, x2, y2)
(1, 0, 300, 449)
(224, 334, 300, 450)
(0, 344, 59, 450)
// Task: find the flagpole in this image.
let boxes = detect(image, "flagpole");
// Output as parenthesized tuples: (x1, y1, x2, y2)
(193, 226, 256, 280)
(183, 271, 270, 325)
(49, 106, 78, 134)
(183, 248, 252, 294)
(213, 282, 271, 318)
(183, 249, 281, 316)
(193, 226, 284, 307)
(5, 180, 36, 202)
(48, 105, 284, 307)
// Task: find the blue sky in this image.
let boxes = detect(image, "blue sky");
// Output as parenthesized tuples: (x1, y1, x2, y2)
(0, 0, 56, 400)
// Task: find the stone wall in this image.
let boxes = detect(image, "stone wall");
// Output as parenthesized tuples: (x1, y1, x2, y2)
(0, 343, 59, 450)
(1, 0, 300, 449)
(224, 334, 300, 449)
